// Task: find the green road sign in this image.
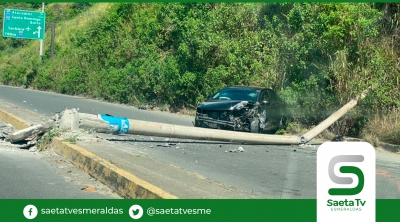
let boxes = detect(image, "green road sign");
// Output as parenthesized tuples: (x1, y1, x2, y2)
(2, 8, 46, 40)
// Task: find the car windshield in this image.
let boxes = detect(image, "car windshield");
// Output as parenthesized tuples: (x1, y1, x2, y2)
(212, 88, 259, 102)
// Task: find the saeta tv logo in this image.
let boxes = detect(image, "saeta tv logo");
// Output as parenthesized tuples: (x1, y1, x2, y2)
(328, 155, 364, 196)
(317, 142, 375, 222)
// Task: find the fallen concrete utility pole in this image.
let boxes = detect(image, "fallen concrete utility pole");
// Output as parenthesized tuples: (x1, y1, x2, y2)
(58, 89, 369, 146)
(78, 113, 303, 145)
(5, 89, 368, 146)
(301, 89, 369, 143)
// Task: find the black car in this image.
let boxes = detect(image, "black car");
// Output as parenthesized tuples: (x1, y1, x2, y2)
(194, 86, 289, 133)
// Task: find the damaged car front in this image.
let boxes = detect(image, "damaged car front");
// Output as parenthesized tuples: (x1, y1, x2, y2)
(194, 86, 284, 133)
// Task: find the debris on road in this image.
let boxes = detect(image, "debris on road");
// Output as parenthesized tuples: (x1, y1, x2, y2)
(81, 187, 96, 192)
(59, 108, 79, 131)
(0, 123, 14, 139)
(5, 120, 54, 143)
(226, 147, 245, 153)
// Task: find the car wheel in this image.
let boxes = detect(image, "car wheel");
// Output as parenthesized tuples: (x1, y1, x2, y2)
(250, 117, 260, 133)
(278, 117, 287, 130)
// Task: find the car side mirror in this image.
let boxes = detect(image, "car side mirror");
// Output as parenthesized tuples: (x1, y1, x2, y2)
(262, 100, 270, 106)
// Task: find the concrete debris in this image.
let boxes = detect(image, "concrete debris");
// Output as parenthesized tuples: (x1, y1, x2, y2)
(305, 144, 318, 149)
(5, 120, 54, 143)
(29, 146, 38, 152)
(0, 139, 18, 148)
(226, 147, 245, 153)
(59, 108, 80, 131)
(0, 123, 14, 139)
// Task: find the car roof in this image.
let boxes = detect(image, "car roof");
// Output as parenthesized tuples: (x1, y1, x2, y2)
(222, 85, 271, 91)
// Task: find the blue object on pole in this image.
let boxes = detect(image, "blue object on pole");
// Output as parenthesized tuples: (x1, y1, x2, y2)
(98, 114, 130, 134)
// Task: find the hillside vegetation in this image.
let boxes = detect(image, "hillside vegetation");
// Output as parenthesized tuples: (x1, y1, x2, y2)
(1, 3, 400, 144)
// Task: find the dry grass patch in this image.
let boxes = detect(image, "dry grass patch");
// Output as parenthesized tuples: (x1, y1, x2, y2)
(286, 122, 309, 135)
(362, 108, 400, 145)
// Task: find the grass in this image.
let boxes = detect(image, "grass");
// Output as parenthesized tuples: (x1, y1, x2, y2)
(286, 122, 309, 135)
(37, 129, 60, 151)
(275, 129, 287, 135)
(362, 108, 400, 146)
(54, 3, 112, 49)
(65, 135, 79, 144)
(285, 121, 338, 141)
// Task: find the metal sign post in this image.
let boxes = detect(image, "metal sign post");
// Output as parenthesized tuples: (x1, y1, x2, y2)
(39, 2, 44, 60)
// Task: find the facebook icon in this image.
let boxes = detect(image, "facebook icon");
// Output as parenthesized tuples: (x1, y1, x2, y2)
(23, 205, 38, 219)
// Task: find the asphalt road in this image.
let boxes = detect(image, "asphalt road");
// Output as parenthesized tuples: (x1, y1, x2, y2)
(0, 85, 399, 199)
(97, 133, 400, 199)
(0, 138, 121, 199)
(0, 85, 193, 126)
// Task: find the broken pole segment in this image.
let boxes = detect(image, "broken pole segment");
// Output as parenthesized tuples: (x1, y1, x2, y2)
(5, 120, 54, 143)
(301, 89, 369, 143)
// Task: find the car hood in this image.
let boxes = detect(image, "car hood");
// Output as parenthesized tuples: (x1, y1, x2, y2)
(198, 100, 251, 111)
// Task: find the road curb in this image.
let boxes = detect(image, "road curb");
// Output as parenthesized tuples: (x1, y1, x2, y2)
(51, 138, 178, 199)
(0, 106, 178, 199)
(379, 141, 400, 154)
(344, 137, 400, 154)
(0, 108, 30, 130)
